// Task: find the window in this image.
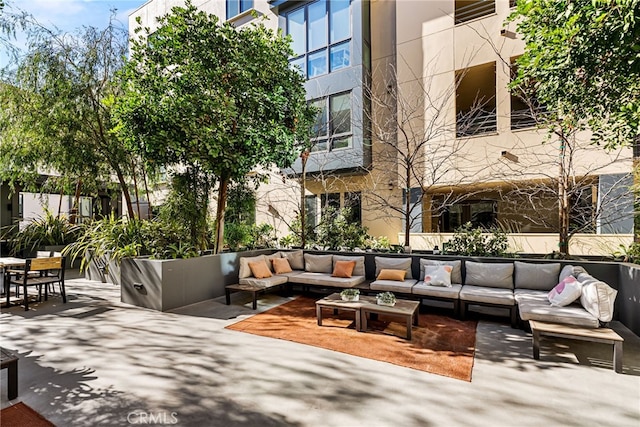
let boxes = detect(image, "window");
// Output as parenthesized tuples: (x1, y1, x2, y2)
(456, 62, 497, 137)
(78, 197, 93, 224)
(321, 193, 340, 217)
(226, 0, 253, 20)
(455, 0, 495, 25)
(344, 192, 362, 224)
(18, 193, 23, 219)
(434, 200, 497, 232)
(285, 0, 352, 80)
(310, 92, 352, 151)
(510, 57, 544, 130)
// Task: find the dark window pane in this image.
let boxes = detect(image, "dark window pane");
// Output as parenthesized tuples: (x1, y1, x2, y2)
(331, 136, 351, 150)
(311, 99, 327, 137)
(344, 191, 361, 224)
(289, 57, 305, 76)
(330, 93, 351, 135)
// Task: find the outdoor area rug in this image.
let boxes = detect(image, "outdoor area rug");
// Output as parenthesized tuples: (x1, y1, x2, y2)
(226, 296, 477, 381)
(0, 402, 55, 427)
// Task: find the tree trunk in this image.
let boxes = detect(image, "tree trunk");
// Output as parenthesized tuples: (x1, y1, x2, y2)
(558, 140, 570, 255)
(300, 151, 309, 248)
(214, 177, 229, 254)
(131, 159, 141, 219)
(404, 166, 411, 247)
(634, 135, 639, 243)
(69, 179, 82, 225)
(114, 167, 135, 219)
(141, 163, 152, 219)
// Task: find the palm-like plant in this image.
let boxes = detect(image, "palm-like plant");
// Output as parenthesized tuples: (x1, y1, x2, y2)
(2, 209, 80, 255)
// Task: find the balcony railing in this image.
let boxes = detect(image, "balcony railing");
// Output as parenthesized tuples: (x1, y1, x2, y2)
(455, 1, 496, 25)
(510, 109, 537, 130)
(456, 109, 497, 137)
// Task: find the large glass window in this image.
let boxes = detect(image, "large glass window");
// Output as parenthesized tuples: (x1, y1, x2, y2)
(455, 62, 497, 137)
(226, 0, 253, 20)
(344, 192, 362, 224)
(285, 0, 352, 80)
(310, 92, 352, 152)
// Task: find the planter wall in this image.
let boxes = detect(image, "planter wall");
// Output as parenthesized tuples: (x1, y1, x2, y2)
(120, 249, 272, 312)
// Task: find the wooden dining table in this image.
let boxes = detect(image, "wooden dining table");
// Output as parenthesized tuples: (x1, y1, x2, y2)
(0, 257, 26, 307)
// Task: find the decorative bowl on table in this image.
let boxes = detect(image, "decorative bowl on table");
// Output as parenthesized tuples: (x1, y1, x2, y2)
(340, 289, 360, 301)
(376, 291, 396, 306)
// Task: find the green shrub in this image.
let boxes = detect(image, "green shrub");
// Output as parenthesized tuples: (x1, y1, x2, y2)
(444, 222, 509, 257)
(315, 207, 368, 250)
(2, 209, 80, 255)
(613, 241, 640, 264)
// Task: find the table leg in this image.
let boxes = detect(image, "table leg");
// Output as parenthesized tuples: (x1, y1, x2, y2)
(406, 316, 412, 340)
(613, 341, 623, 373)
(7, 360, 17, 400)
(355, 309, 361, 332)
(252, 291, 258, 310)
(316, 306, 323, 326)
(362, 310, 368, 333)
(532, 329, 540, 360)
(225, 288, 231, 305)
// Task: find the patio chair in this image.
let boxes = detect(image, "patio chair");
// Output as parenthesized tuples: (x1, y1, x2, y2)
(9, 257, 67, 311)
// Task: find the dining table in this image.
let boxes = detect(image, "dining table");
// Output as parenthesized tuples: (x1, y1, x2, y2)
(0, 257, 26, 307)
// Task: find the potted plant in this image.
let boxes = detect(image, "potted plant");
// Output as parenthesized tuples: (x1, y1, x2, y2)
(340, 288, 360, 301)
(376, 291, 396, 306)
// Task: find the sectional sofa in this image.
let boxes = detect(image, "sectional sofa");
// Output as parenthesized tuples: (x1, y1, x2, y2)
(237, 250, 618, 330)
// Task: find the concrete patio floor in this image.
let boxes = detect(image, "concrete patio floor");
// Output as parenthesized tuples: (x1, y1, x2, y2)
(1, 277, 639, 427)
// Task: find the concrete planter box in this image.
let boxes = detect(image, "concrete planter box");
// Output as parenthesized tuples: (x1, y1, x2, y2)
(84, 251, 121, 285)
(120, 249, 273, 312)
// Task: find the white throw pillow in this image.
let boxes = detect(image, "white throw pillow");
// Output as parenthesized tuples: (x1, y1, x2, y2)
(580, 280, 617, 322)
(423, 265, 452, 287)
(547, 275, 582, 307)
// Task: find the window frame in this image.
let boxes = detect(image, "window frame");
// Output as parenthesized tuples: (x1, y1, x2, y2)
(226, 0, 254, 21)
(309, 91, 353, 152)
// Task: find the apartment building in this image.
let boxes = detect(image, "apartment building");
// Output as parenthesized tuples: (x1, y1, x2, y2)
(130, 0, 634, 255)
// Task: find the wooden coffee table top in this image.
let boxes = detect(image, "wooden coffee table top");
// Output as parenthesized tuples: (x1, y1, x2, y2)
(317, 293, 420, 315)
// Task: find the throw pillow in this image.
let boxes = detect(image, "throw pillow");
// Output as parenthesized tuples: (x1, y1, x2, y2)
(419, 259, 462, 284)
(423, 265, 452, 287)
(332, 260, 357, 278)
(272, 258, 293, 274)
(248, 261, 273, 279)
(578, 278, 617, 322)
(547, 275, 582, 307)
(376, 269, 406, 281)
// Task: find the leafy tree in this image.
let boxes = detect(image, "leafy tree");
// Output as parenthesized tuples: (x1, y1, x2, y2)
(0, 11, 137, 219)
(114, 2, 314, 253)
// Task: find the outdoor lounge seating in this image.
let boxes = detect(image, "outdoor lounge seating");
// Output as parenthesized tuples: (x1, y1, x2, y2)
(233, 251, 618, 331)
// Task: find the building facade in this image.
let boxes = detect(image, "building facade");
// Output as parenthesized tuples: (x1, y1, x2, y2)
(130, 0, 634, 255)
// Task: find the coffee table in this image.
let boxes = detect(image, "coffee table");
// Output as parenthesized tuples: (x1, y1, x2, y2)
(316, 293, 420, 340)
(360, 297, 420, 340)
(315, 293, 362, 331)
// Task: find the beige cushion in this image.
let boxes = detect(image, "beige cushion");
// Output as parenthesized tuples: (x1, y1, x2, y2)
(412, 282, 462, 299)
(282, 250, 304, 270)
(518, 300, 599, 328)
(370, 279, 416, 294)
(289, 272, 364, 288)
(464, 261, 513, 289)
(514, 261, 561, 290)
(459, 285, 515, 306)
(419, 259, 462, 284)
(332, 255, 365, 277)
(514, 289, 548, 304)
(239, 275, 289, 288)
(239, 255, 269, 279)
(375, 257, 413, 279)
(577, 273, 617, 322)
(559, 264, 586, 283)
(304, 254, 333, 273)
(265, 252, 284, 270)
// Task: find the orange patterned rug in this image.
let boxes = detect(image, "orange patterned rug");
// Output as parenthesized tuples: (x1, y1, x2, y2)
(226, 296, 477, 381)
(0, 402, 54, 427)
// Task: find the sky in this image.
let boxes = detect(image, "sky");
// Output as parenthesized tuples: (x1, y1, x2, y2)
(2, 0, 149, 65)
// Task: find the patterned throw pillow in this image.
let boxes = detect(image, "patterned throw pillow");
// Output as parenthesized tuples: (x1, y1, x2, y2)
(248, 261, 273, 279)
(332, 260, 357, 278)
(376, 269, 406, 281)
(271, 258, 293, 275)
(423, 265, 452, 287)
(547, 275, 582, 307)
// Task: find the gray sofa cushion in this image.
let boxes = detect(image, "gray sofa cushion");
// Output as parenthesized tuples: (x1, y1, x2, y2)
(464, 261, 514, 289)
(282, 250, 304, 270)
(518, 299, 599, 328)
(459, 285, 515, 306)
(289, 272, 365, 288)
(412, 282, 462, 299)
(374, 257, 413, 279)
(304, 254, 333, 273)
(514, 261, 561, 290)
(513, 289, 548, 304)
(370, 279, 416, 294)
(333, 255, 366, 277)
(419, 259, 462, 284)
(239, 275, 289, 288)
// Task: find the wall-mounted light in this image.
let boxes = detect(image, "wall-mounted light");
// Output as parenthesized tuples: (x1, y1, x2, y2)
(500, 29, 516, 39)
(501, 150, 519, 163)
(388, 181, 394, 191)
